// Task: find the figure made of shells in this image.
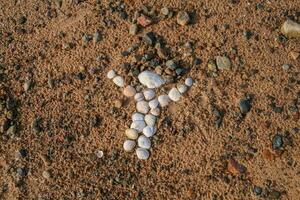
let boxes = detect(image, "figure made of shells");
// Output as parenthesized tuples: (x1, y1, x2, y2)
(107, 70, 193, 160)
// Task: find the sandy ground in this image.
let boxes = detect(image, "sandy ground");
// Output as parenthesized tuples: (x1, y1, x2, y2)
(0, 0, 299, 199)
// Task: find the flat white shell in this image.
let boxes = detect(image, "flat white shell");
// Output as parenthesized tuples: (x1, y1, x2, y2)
(143, 126, 156, 137)
(158, 95, 171, 107)
(149, 98, 159, 109)
(136, 148, 150, 160)
(168, 88, 181, 102)
(134, 93, 144, 102)
(150, 108, 160, 116)
(132, 112, 145, 121)
(145, 114, 156, 126)
(125, 129, 138, 140)
(123, 140, 136, 152)
(143, 89, 156, 100)
(138, 135, 151, 149)
(185, 77, 193, 87)
(130, 120, 146, 133)
(177, 84, 188, 94)
(138, 71, 165, 89)
(136, 101, 150, 114)
(113, 76, 125, 87)
(107, 70, 116, 79)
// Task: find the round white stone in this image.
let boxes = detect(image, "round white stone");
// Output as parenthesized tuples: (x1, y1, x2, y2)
(113, 76, 125, 87)
(168, 88, 181, 102)
(134, 93, 144, 102)
(150, 108, 160, 116)
(145, 114, 156, 126)
(143, 126, 156, 137)
(143, 89, 156, 100)
(107, 70, 116, 79)
(177, 84, 188, 94)
(123, 140, 136, 152)
(185, 77, 193, 87)
(138, 135, 151, 149)
(130, 120, 146, 133)
(149, 98, 159, 109)
(138, 71, 165, 89)
(132, 112, 144, 121)
(158, 95, 171, 107)
(125, 128, 138, 140)
(136, 101, 150, 114)
(123, 85, 136, 97)
(136, 148, 150, 160)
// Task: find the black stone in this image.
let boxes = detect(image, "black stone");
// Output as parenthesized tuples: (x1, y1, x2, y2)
(17, 168, 28, 177)
(19, 149, 28, 158)
(253, 186, 262, 195)
(143, 32, 156, 46)
(244, 30, 253, 40)
(239, 99, 251, 114)
(18, 16, 27, 24)
(193, 58, 202, 65)
(272, 134, 283, 150)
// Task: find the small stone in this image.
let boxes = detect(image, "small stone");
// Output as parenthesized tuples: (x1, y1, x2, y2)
(149, 98, 159, 109)
(125, 129, 139, 140)
(243, 30, 253, 40)
(32, 118, 42, 133)
(143, 89, 155, 100)
(42, 170, 51, 179)
(175, 68, 186, 76)
(177, 84, 188, 94)
(253, 186, 262, 196)
(17, 167, 27, 177)
(185, 77, 193, 87)
(94, 150, 104, 158)
(145, 114, 156, 126)
(24, 80, 32, 92)
(114, 99, 123, 108)
(107, 70, 116, 79)
(227, 159, 247, 175)
(123, 140, 136, 152)
(166, 59, 177, 70)
(161, 7, 169, 16)
(177, 11, 190, 26)
(136, 148, 150, 160)
(138, 71, 165, 88)
(134, 93, 144, 102)
(16, 149, 28, 158)
(132, 112, 145, 121)
(216, 56, 231, 70)
(168, 88, 181, 102)
(93, 31, 101, 43)
(208, 60, 217, 71)
(282, 64, 290, 71)
(6, 125, 17, 136)
(272, 134, 283, 150)
(136, 101, 150, 114)
(18, 16, 27, 24)
(113, 76, 125, 87)
(143, 32, 156, 46)
(268, 190, 281, 199)
(150, 108, 160, 116)
(143, 126, 156, 137)
(137, 135, 151, 149)
(123, 85, 136, 97)
(129, 24, 138, 35)
(239, 99, 251, 114)
(290, 51, 299, 60)
(137, 15, 152, 27)
(281, 19, 300, 38)
(158, 95, 171, 107)
(131, 120, 146, 133)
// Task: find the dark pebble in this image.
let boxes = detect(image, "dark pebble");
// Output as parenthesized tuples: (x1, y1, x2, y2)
(18, 16, 27, 24)
(143, 32, 156, 46)
(17, 167, 28, 177)
(121, 51, 130, 57)
(166, 60, 177, 70)
(272, 134, 283, 149)
(239, 99, 251, 114)
(17, 149, 28, 158)
(193, 58, 202, 65)
(253, 186, 262, 195)
(269, 190, 281, 199)
(244, 30, 253, 40)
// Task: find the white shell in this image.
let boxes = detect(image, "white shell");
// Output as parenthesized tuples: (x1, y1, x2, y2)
(123, 140, 136, 152)
(136, 148, 150, 160)
(134, 93, 144, 102)
(143, 89, 156, 100)
(149, 98, 159, 109)
(143, 126, 156, 137)
(158, 95, 171, 107)
(150, 108, 160, 116)
(123, 85, 136, 97)
(130, 120, 146, 133)
(185, 77, 193, 87)
(177, 84, 188, 94)
(168, 88, 181, 102)
(138, 135, 151, 149)
(113, 76, 125, 87)
(125, 129, 138, 140)
(138, 71, 165, 89)
(145, 114, 156, 126)
(136, 101, 150, 114)
(107, 70, 116, 79)
(132, 112, 144, 121)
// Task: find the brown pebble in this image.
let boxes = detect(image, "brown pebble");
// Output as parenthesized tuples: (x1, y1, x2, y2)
(137, 15, 152, 27)
(290, 51, 299, 60)
(227, 159, 247, 175)
(114, 99, 123, 108)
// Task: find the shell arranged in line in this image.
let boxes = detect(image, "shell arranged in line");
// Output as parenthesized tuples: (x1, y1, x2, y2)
(150, 107, 160, 116)
(177, 84, 188, 94)
(168, 88, 181, 102)
(134, 93, 144, 102)
(138, 71, 165, 89)
(136, 101, 150, 114)
(113, 76, 125, 87)
(143, 89, 156, 100)
(130, 120, 146, 133)
(125, 128, 139, 140)
(107, 70, 116, 79)
(136, 148, 150, 160)
(158, 95, 171, 107)
(185, 77, 193, 87)
(145, 114, 156, 126)
(149, 98, 159, 109)
(138, 135, 151, 149)
(132, 112, 145, 121)
(123, 140, 136, 152)
(143, 126, 156, 137)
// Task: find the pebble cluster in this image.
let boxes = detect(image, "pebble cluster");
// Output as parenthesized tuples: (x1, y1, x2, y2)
(107, 69, 193, 160)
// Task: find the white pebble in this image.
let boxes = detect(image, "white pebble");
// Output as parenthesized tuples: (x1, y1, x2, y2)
(134, 92, 144, 102)
(138, 135, 151, 149)
(185, 77, 193, 87)
(158, 95, 170, 107)
(145, 114, 156, 126)
(150, 108, 160, 116)
(143, 89, 156, 100)
(177, 84, 188, 94)
(107, 70, 116, 79)
(143, 126, 156, 137)
(132, 112, 144, 121)
(123, 85, 136, 97)
(149, 98, 159, 109)
(138, 71, 165, 89)
(113, 76, 125, 87)
(136, 148, 150, 160)
(136, 101, 150, 114)
(125, 128, 138, 140)
(123, 140, 136, 152)
(130, 120, 146, 133)
(168, 88, 181, 102)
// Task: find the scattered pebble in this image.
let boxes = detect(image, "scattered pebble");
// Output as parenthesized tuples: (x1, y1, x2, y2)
(216, 56, 231, 70)
(168, 88, 181, 102)
(137, 135, 151, 149)
(113, 76, 125, 87)
(114, 99, 123, 108)
(177, 11, 190, 26)
(227, 159, 247, 175)
(290, 51, 299, 60)
(129, 24, 138, 35)
(136, 148, 150, 160)
(160, 7, 169, 16)
(125, 128, 139, 140)
(123, 85, 136, 97)
(239, 99, 251, 114)
(123, 140, 136, 152)
(145, 114, 156, 126)
(93, 31, 101, 43)
(138, 71, 165, 89)
(137, 15, 152, 27)
(281, 19, 300, 38)
(272, 134, 283, 150)
(253, 186, 262, 196)
(208, 60, 217, 71)
(107, 70, 116, 79)
(143, 126, 156, 137)
(94, 150, 104, 158)
(185, 77, 193, 87)
(143, 32, 156, 46)
(158, 95, 171, 107)
(130, 120, 146, 133)
(136, 101, 150, 114)
(282, 64, 290, 71)
(42, 170, 51, 179)
(17, 167, 27, 177)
